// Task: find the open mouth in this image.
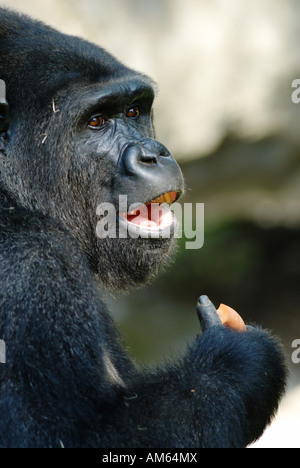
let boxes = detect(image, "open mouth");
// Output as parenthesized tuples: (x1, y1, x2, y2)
(118, 191, 179, 235)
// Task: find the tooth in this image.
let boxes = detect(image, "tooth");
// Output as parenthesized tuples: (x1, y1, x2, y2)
(163, 193, 172, 204)
(150, 192, 178, 205)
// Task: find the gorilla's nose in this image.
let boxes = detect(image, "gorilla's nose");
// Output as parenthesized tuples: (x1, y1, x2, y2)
(120, 139, 170, 176)
(117, 138, 184, 205)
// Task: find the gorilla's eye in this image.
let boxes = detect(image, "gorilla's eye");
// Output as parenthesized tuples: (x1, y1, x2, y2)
(126, 106, 140, 119)
(88, 115, 106, 129)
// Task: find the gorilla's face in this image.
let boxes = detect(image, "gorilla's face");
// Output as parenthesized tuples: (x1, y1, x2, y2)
(0, 16, 184, 289)
(67, 78, 183, 289)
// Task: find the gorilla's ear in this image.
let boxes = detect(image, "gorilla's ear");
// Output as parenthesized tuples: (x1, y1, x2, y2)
(0, 80, 10, 150)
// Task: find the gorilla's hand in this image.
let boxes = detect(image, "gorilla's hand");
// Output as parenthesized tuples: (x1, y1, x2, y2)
(196, 295, 223, 333)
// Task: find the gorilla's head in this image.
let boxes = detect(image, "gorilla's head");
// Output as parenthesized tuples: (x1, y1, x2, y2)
(0, 9, 184, 289)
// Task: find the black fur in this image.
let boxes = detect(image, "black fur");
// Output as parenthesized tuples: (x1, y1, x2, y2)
(0, 9, 287, 448)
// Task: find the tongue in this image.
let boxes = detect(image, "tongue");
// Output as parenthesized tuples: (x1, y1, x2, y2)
(126, 204, 173, 230)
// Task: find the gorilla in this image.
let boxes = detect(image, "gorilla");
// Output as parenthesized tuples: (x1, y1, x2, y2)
(0, 8, 287, 448)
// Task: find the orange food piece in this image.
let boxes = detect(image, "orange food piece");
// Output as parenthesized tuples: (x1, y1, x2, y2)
(217, 303, 246, 332)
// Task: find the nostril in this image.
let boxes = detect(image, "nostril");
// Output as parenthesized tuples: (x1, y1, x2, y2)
(139, 153, 157, 165)
(139, 142, 170, 163)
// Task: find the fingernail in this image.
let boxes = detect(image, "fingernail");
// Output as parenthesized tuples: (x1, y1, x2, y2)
(198, 295, 210, 306)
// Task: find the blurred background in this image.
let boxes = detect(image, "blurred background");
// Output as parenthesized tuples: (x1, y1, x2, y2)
(2, 0, 300, 448)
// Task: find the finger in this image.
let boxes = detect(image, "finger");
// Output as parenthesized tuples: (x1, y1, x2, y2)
(196, 295, 223, 332)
